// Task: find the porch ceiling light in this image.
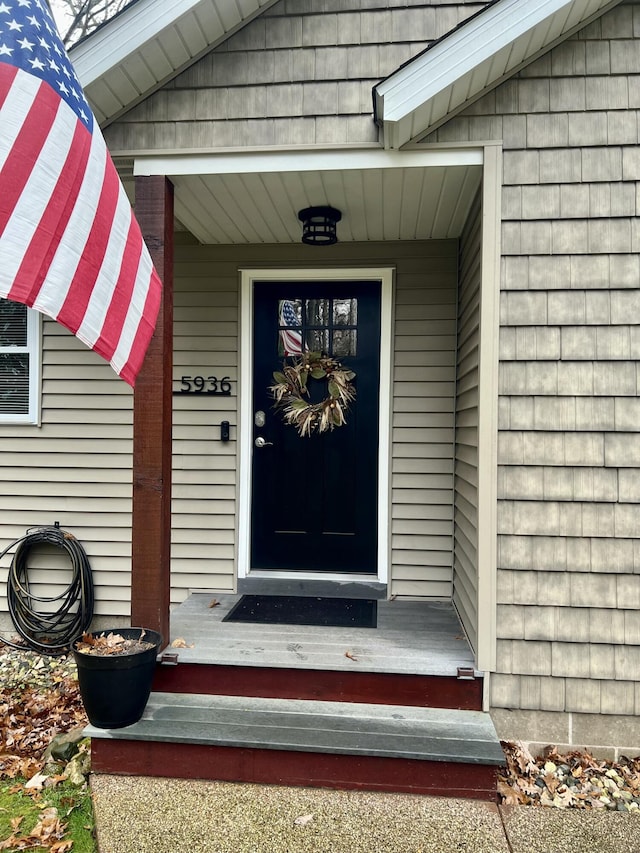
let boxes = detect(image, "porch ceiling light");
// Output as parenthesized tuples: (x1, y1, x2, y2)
(298, 206, 342, 245)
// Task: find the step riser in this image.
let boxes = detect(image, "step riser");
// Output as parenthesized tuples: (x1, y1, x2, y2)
(91, 739, 500, 801)
(152, 664, 483, 711)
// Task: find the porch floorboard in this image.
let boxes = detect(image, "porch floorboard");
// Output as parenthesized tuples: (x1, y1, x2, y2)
(164, 594, 476, 677)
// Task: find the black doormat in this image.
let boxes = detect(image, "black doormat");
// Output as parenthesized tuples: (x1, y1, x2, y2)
(223, 595, 377, 629)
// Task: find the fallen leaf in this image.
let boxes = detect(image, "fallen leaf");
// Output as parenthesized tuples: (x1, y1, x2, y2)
(498, 742, 640, 811)
(51, 842, 74, 853)
(497, 779, 529, 805)
(344, 650, 358, 661)
(208, 599, 220, 608)
(25, 771, 48, 790)
(294, 814, 314, 826)
(75, 631, 153, 656)
(171, 638, 194, 649)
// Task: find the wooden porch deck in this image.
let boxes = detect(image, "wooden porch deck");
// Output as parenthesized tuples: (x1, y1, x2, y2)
(161, 593, 477, 678)
(90, 594, 504, 799)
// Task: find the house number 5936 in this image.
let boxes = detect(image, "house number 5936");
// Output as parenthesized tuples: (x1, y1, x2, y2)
(178, 375, 232, 395)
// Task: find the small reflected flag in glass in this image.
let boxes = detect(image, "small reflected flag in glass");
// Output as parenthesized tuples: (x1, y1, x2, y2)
(279, 299, 304, 355)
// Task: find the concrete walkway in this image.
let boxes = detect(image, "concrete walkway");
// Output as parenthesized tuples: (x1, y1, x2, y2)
(91, 775, 640, 853)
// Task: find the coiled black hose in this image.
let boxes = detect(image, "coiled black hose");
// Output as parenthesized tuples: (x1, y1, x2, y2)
(0, 525, 94, 654)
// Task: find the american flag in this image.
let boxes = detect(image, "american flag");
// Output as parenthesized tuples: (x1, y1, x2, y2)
(0, 0, 162, 386)
(279, 299, 304, 355)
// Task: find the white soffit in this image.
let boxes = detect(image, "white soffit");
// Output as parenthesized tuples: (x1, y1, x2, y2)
(133, 147, 483, 244)
(70, 0, 279, 126)
(374, 0, 623, 149)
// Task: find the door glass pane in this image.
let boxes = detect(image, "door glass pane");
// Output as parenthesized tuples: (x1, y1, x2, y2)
(0, 299, 27, 347)
(305, 298, 329, 326)
(306, 329, 329, 353)
(332, 329, 357, 357)
(333, 298, 357, 326)
(278, 298, 302, 328)
(278, 298, 303, 356)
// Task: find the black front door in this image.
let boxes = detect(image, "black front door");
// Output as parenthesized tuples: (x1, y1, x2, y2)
(251, 280, 381, 573)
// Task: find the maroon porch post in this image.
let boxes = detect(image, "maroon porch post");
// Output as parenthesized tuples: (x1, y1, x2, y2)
(130, 175, 174, 643)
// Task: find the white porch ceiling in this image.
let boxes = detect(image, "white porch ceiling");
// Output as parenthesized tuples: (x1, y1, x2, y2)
(134, 149, 483, 245)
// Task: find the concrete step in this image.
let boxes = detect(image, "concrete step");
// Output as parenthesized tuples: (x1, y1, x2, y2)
(88, 692, 505, 800)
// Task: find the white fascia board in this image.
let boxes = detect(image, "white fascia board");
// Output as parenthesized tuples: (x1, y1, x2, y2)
(133, 146, 484, 177)
(375, 0, 609, 125)
(70, 0, 246, 87)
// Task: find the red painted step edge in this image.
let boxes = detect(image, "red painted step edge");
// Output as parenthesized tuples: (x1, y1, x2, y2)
(92, 739, 499, 801)
(152, 664, 483, 711)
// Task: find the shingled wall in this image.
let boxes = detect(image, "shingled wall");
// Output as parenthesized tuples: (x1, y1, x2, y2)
(427, 0, 640, 756)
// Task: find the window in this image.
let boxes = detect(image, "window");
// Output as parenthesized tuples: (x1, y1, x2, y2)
(0, 298, 41, 424)
(278, 297, 358, 357)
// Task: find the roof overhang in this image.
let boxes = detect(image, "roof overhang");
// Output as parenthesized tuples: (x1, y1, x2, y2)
(374, 0, 623, 149)
(69, 0, 279, 126)
(131, 146, 485, 244)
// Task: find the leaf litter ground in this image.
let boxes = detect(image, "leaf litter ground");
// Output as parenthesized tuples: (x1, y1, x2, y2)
(499, 741, 640, 813)
(0, 641, 95, 852)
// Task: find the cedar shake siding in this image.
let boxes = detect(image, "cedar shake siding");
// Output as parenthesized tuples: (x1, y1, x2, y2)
(103, 0, 490, 151)
(427, 0, 640, 745)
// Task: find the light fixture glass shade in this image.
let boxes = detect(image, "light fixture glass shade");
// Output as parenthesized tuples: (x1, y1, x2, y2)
(298, 206, 342, 245)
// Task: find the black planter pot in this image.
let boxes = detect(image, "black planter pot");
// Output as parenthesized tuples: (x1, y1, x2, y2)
(73, 628, 162, 729)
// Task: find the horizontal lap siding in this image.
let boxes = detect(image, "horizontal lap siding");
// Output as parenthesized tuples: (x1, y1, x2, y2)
(172, 240, 458, 599)
(0, 321, 133, 617)
(172, 245, 239, 598)
(453, 191, 482, 649)
(391, 244, 457, 597)
(0, 240, 460, 619)
(104, 0, 489, 151)
(429, 1, 640, 714)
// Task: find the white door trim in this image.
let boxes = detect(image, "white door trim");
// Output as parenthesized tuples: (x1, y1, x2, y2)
(238, 267, 394, 584)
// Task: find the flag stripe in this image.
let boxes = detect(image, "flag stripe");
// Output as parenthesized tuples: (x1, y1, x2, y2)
(31, 126, 107, 318)
(9, 119, 91, 306)
(116, 272, 161, 386)
(75, 170, 141, 352)
(0, 62, 18, 113)
(113, 236, 161, 374)
(0, 77, 57, 236)
(86, 217, 141, 360)
(3, 75, 87, 304)
(0, 2, 162, 386)
(57, 153, 121, 334)
(0, 64, 31, 170)
(112, 256, 162, 385)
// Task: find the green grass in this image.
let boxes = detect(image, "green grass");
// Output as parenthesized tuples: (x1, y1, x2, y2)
(0, 778, 96, 853)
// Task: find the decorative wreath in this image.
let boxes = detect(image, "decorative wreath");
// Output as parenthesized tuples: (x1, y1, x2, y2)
(270, 352, 356, 436)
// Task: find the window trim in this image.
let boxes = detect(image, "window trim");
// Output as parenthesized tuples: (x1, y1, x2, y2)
(0, 304, 42, 426)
